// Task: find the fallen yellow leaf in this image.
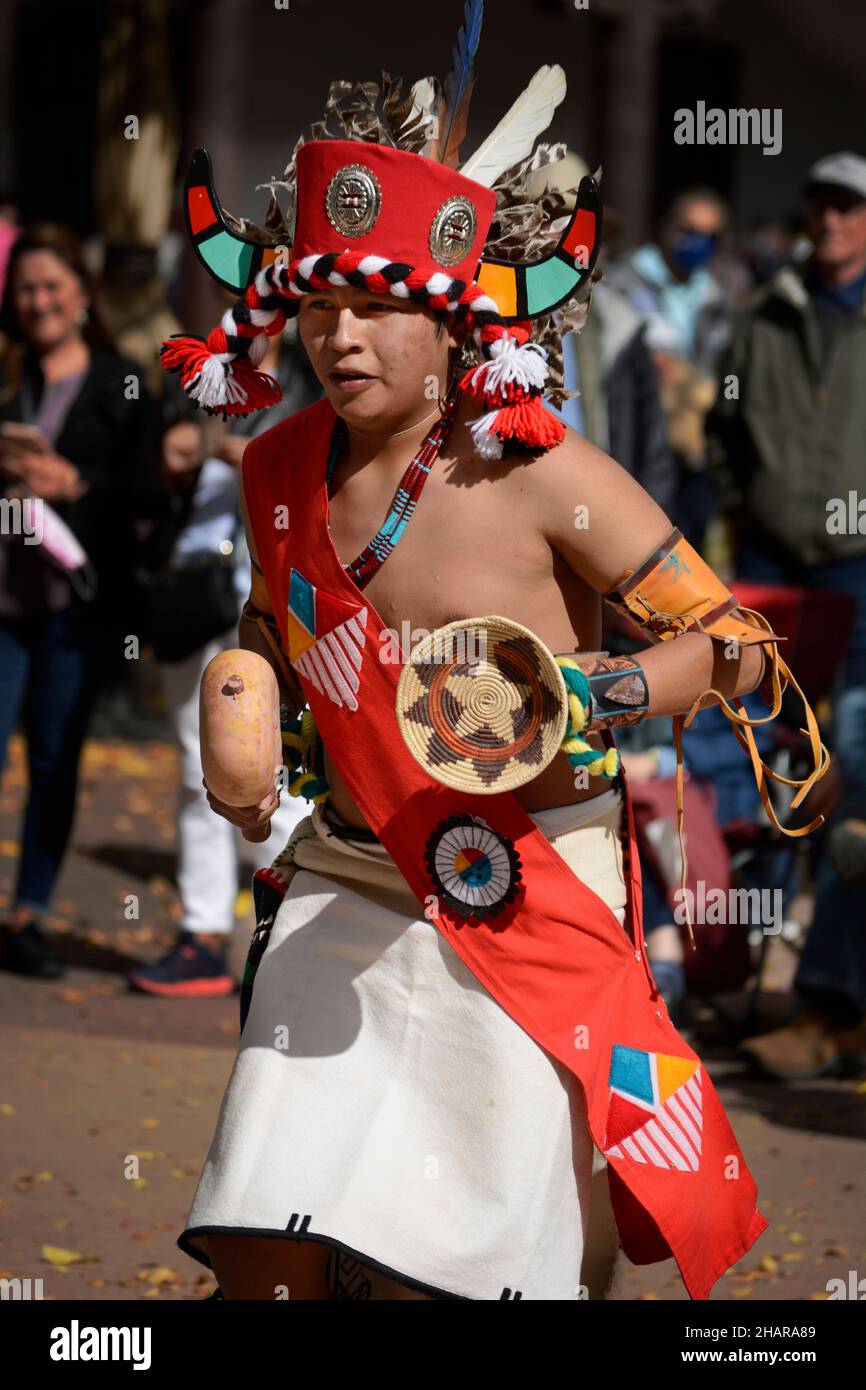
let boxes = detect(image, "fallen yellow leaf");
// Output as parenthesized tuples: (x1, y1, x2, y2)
(42, 1246, 84, 1266)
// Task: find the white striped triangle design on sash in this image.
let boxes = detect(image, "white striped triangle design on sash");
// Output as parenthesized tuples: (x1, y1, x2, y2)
(605, 1068, 703, 1172)
(294, 608, 368, 712)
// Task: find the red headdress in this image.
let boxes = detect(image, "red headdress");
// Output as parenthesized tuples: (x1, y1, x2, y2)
(161, 1, 601, 458)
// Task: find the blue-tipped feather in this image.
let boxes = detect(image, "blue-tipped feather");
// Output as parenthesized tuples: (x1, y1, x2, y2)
(439, 0, 484, 168)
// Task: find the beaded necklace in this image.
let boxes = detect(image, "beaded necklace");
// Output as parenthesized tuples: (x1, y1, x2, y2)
(325, 381, 461, 590)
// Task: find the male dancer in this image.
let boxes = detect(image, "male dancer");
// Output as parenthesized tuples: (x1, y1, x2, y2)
(162, 10, 825, 1301)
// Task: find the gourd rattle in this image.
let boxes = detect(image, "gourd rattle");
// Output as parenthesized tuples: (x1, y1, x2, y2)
(200, 649, 282, 842)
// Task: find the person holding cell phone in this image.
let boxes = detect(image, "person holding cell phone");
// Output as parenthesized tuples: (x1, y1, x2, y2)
(0, 224, 157, 979)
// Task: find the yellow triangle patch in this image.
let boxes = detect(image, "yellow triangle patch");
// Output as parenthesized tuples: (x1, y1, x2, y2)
(286, 610, 316, 662)
(657, 1052, 698, 1103)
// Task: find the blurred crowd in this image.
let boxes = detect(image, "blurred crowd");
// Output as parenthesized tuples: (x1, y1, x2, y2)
(1, 147, 865, 1081)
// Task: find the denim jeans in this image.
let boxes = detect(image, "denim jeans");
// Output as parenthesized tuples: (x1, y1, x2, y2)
(794, 686, 866, 1026)
(734, 532, 866, 1022)
(0, 608, 108, 914)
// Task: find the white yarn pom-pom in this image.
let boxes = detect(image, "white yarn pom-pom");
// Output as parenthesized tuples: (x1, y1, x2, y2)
(468, 410, 505, 460)
(468, 333, 549, 399)
(187, 354, 249, 410)
(187, 354, 232, 409)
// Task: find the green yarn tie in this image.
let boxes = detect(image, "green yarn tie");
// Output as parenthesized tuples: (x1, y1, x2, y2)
(280, 704, 330, 804)
(555, 657, 621, 781)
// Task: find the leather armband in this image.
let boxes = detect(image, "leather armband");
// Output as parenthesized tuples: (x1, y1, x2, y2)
(603, 526, 830, 862)
(604, 527, 783, 650)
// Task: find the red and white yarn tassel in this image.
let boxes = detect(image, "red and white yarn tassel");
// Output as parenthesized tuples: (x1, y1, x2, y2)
(160, 273, 287, 417)
(460, 320, 565, 460)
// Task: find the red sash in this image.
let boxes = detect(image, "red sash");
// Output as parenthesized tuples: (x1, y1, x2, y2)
(242, 398, 768, 1299)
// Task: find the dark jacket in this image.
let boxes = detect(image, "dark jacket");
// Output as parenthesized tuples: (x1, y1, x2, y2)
(706, 263, 866, 565)
(572, 283, 677, 516)
(0, 348, 162, 620)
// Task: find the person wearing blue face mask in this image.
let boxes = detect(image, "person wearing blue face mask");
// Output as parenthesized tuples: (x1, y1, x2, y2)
(669, 226, 719, 276)
(608, 188, 733, 380)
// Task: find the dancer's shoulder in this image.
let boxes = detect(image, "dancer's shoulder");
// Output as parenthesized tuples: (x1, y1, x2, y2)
(529, 423, 674, 590)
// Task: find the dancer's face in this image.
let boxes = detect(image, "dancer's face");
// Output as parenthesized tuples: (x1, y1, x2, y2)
(298, 283, 466, 431)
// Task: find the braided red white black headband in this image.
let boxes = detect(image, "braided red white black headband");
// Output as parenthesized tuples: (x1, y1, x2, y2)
(161, 250, 563, 460)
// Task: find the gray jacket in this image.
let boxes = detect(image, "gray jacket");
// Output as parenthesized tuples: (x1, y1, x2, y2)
(707, 264, 866, 565)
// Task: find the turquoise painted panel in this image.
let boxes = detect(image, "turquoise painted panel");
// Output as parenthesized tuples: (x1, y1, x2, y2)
(525, 256, 579, 315)
(289, 568, 316, 634)
(200, 230, 253, 289)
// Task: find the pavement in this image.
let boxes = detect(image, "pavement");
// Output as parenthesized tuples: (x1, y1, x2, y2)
(1, 734, 864, 1302)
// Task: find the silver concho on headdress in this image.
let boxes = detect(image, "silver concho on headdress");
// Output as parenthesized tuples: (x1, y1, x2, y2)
(429, 196, 478, 267)
(325, 164, 382, 238)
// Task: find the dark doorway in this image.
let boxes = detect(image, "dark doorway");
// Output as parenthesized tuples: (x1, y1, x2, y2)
(654, 36, 739, 229)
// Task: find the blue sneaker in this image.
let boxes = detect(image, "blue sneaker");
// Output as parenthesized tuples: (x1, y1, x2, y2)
(128, 931, 236, 997)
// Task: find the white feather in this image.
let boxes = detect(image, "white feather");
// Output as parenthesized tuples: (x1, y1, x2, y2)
(460, 65, 567, 188)
(410, 76, 440, 144)
(410, 77, 437, 119)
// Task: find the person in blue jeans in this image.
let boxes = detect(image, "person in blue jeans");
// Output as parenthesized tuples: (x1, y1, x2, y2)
(0, 224, 157, 978)
(742, 684, 866, 1077)
(733, 495, 866, 1074)
(0, 612, 108, 954)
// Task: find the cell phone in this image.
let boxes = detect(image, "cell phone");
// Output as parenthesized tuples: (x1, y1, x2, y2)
(0, 422, 50, 453)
